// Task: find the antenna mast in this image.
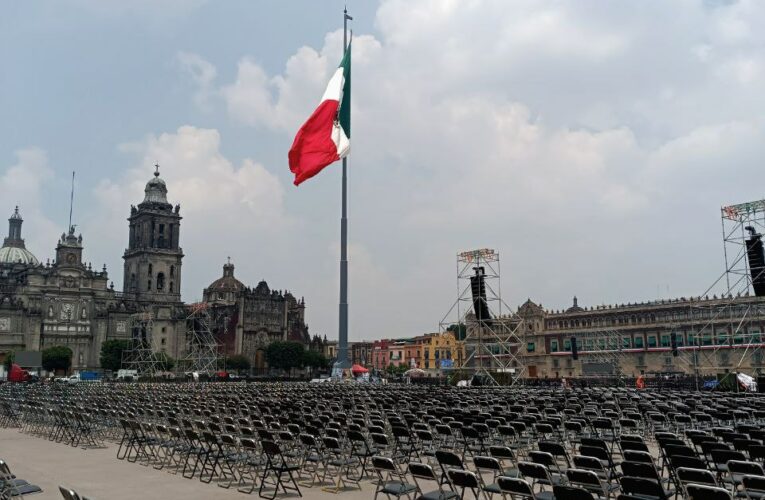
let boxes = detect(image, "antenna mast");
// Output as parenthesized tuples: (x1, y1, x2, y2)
(68, 171, 75, 231)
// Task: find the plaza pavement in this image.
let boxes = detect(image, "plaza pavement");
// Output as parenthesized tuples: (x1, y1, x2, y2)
(0, 427, 373, 500)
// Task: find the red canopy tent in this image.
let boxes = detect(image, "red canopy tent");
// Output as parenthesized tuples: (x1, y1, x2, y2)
(351, 364, 369, 375)
(9, 363, 30, 383)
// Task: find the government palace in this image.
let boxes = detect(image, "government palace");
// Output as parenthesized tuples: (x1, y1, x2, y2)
(0, 168, 319, 372)
(2, 167, 765, 378)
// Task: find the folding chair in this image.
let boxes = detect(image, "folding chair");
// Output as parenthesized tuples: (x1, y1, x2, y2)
(489, 445, 520, 478)
(473, 456, 505, 496)
(685, 483, 732, 500)
(372, 456, 417, 500)
(566, 468, 619, 500)
(676, 467, 718, 497)
(237, 437, 266, 494)
(408, 462, 458, 500)
(436, 450, 465, 487)
(553, 484, 598, 500)
(727, 460, 765, 493)
(447, 469, 489, 500)
(348, 429, 377, 479)
(259, 440, 302, 500)
(741, 474, 765, 500)
(496, 476, 552, 500)
(320, 436, 361, 493)
(0, 460, 42, 498)
(619, 476, 670, 500)
(297, 433, 324, 487)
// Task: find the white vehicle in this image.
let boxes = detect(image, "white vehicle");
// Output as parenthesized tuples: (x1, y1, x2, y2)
(116, 369, 138, 380)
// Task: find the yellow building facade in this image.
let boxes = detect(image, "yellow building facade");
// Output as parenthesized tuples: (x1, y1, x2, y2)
(414, 332, 465, 372)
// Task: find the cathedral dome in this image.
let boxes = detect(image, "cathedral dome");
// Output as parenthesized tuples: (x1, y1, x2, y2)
(566, 296, 584, 313)
(207, 262, 244, 293)
(0, 207, 38, 266)
(0, 246, 39, 266)
(143, 166, 169, 204)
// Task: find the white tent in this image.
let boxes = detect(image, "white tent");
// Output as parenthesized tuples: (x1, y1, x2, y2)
(737, 372, 757, 392)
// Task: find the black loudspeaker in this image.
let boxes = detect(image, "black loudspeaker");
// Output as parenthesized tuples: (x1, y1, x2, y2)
(571, 336, 578, 360)
(758, 376, 765, 393)
(470, 267, 492, 326)
(746, 227, 765, 297)
(670, 332, 678, 357)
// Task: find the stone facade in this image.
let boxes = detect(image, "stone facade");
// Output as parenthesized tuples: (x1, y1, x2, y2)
(0, 220, 137, 370)
(201, 262, 312, 371)
(475, 295, 765, 378)
(0, 167, 314, 372)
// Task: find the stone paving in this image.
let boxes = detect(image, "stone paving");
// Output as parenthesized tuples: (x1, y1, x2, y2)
(0, 428, 374, 500)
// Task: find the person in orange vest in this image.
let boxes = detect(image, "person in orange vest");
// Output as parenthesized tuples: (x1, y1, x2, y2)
(636, 375, 645, 389)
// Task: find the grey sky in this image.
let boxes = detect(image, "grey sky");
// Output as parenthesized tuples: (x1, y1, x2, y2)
(2, 0, 763, 341)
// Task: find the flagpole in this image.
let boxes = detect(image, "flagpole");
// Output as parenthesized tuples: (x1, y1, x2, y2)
(336, 7, 353, 372)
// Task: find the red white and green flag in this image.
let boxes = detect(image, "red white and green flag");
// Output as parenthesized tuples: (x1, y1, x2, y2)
(288, 42, 351, 186)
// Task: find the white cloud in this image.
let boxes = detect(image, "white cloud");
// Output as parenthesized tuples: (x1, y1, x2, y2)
(0, 149, 60, 262)
(168, 0, 765, 340)
(177, 52, 218, 111)
(220, 31, 381, 131)
(87, 126, 291, 300)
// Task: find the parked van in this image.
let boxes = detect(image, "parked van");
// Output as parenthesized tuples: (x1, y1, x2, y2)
(116, 369, 138, 381)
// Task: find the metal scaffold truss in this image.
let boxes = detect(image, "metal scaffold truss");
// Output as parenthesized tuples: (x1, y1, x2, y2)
(181, 302, 221, 375)
(440, 248, 526, 386)
(574, 330, 629, 380)
(121, 312, 162, 377)
(677, 199, 765, 376)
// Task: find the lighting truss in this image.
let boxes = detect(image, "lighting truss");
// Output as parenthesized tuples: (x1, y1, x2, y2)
(440, 249, 526, 386)
(677, 199, 765, 378)
(180, 302, 221, 375)
(121, 311, 161, 377)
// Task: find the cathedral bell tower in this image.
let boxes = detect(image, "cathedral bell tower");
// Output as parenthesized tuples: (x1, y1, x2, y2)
(123, 165, 183, 303)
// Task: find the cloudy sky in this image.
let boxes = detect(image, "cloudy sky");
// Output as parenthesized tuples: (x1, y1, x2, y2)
(2, 0, 764, 341)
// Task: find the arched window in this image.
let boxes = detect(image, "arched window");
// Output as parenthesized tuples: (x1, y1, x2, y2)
(157, 272, 165, 291)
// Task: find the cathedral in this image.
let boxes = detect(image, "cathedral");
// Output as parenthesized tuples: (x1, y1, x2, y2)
(0, 168, 313, 372)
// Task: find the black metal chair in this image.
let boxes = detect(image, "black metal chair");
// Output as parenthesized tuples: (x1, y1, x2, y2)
(497, 476, 552, 500)
(259, 439, 302, 500)
(447, 469, 488, 500)
(685, 483, 733, 500)
(619, 476, 670, 500)
(372, 456, 417, 500)
(408, 462, 459, 500)
(553, 484, 598, 500)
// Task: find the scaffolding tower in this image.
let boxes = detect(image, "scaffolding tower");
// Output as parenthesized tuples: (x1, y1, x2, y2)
(572, 330, 629, 382)
(180, 302, 221, 374)
(673, 199, 765, 378)
(121, 311, 162, 376)
(440, 249, 526, 386)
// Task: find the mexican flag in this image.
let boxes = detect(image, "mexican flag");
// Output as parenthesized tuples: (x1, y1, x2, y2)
(288, 42, 351, 186)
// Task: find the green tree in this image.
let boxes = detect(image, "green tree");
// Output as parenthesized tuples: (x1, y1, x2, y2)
(42, 346, 73, 373)
(265, 341, 305, 374)
(3, 351, 15, 371)
(154, 352, 175, 372)
(302, 350, 329, 370)
(446, 323, 467, 341)
(226, 354, 251, 373)
(386, 363, 408, 376)
(99, 339, 129, 372)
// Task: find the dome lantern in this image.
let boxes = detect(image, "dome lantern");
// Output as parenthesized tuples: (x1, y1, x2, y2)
(0, 206, 39, 266)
